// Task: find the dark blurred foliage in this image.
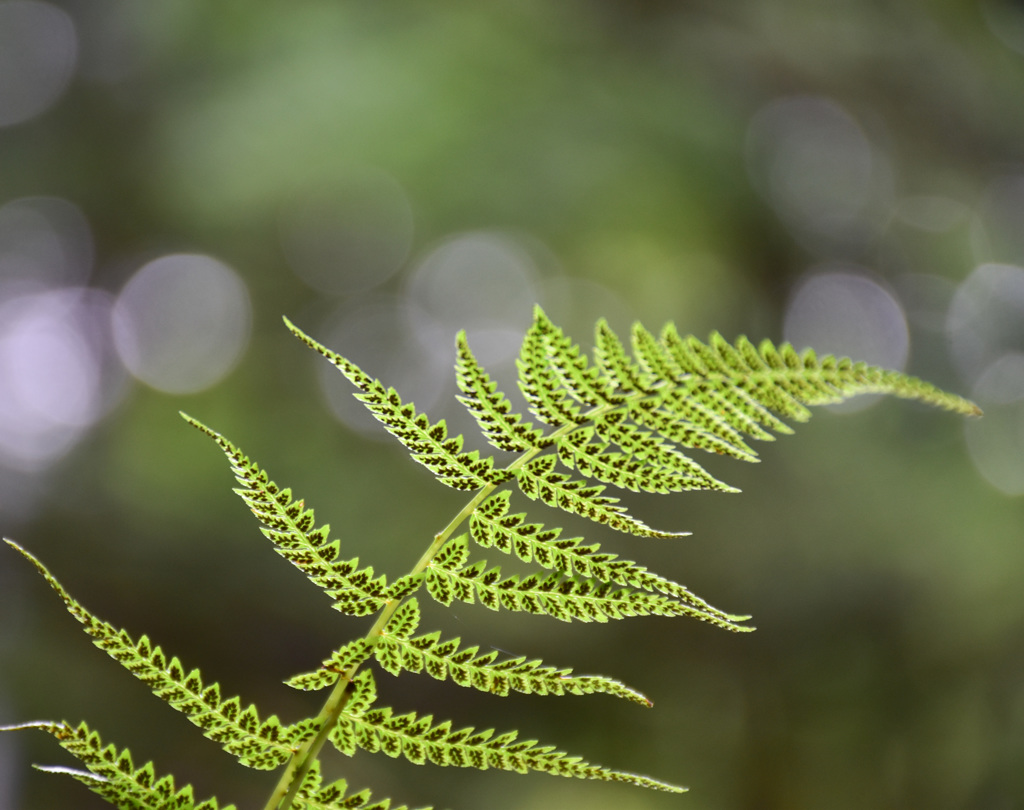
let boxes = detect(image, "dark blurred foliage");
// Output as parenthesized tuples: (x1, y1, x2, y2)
(2, 2, 1023, 809)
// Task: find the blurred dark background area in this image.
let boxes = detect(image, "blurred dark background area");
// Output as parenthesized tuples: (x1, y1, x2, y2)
(1, 2, 1023, 809)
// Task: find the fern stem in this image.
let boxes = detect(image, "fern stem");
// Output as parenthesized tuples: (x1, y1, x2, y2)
(267, 487, 502, 810)
(267, 405, 618, 810)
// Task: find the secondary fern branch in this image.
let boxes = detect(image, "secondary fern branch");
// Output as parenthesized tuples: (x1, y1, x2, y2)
(469, 490, 748, 624)
(329, 671, 683, 792)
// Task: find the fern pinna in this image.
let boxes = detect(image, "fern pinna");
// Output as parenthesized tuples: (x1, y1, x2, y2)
(2, 306, 980, 809)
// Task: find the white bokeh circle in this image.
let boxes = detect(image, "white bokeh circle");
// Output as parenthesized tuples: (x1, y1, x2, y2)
(964, 353, 1024, 496)
(0, 1, 78, 128)
(784, 270, 909, 412)
(0, 288, 125, 470)
(112, 254, 252, 394)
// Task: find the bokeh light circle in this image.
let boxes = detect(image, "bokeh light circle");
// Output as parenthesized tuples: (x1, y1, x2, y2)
(0, 288, 125, 470)
(964, 353, 1024, 496)
(0, 1, 78, 128)
(784, 270, 909, 411)
(946, 263, 1024, 388)
(0, 196, 94, 291)
(746, 96, 888, 243)
(405, 231, 540, 367)
(112, 254, 252, 394)
(972, 175, 1024, 266)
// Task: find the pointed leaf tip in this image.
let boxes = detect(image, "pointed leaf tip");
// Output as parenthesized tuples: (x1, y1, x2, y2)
(282, 315, 306, 338)
(4, 538, 34, 561)
(179, 411, 205, 430)
(180, 412, 218, 438)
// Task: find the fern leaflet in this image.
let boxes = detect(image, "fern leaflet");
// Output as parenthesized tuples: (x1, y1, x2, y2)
(455, 331, 544, 452)
(469, 490, 748, 623)
(329, 671, 683, 792)
(374, 598, 651, 704)
(515, 454, 685, 538)
(285, 318, 513, 491)
(181, 415, 389, 616)
(5, 540, 311, 771)
(0, 721, 233, 810)
(291, 761, 430, 810)
(423, 534, 743, 629)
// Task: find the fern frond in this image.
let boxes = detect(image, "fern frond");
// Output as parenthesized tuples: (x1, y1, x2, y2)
(5, 541, 311, 770)
(291, 760, 430, 810)
(470, 491, 750, 626)
(626, 397, 760, 462)
(1, 721, 233, 810)
(595, 317, 655, 394)
(455, 331, 544, 452)
(517, 311, 586, 427)
(330, 671, 685, 792)
(516, 455, 686, 538)
(182, 415, 389, 617)
(661, 326, 981, 419)
(422, 535, 742, 629)
(371, 598, 651, 704)
(593, 410, 743, 487)
(284, 318, 513, 491)
(555, 425, 733, 493)
(528, 307, 621, 408)
(284, 639, 375, 692)
(654, 328, 793, 440)
(513, 310, 977, 510)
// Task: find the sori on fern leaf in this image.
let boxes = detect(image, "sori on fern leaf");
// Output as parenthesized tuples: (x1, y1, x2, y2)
(1, 305, 980, 810)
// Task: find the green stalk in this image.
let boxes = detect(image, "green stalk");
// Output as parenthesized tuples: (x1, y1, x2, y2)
(263, 486, 498, 810)
(264, 405, 615, 810)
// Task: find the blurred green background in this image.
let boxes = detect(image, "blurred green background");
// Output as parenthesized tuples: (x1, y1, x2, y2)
(2, 2, 1023, 808)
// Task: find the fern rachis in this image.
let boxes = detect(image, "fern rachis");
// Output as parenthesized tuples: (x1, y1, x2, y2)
(2, 306, 979, 810)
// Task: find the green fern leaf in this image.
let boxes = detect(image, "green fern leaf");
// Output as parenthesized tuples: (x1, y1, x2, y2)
(5, 309, 979, 810)
(555, 425, 733, 493)
(5, 541, 309, 770)
(330, 671, 684, 791)
(1, 721, 233, 810)
(626, 395, 759, 461)
(285, 318, 513, 490)
(594, 317, 654, 394)
(629, 320, 679, 383)
(423, 535, 741, 629)
(290, 760, 430, 810)
(455, 331, 544, 452)
(372, 598, 651, 704)
(470, 491, 749, 626)
(182, 415, 389, 617)
(385, 571, 427, 601)
(517, 310, 585, 427)
(593, 410, 744, 487)
(516, 455, 685, 538)
(654, 328, 792, 440)
(528, 307, 621, 408)
(660, 326, 980, 422)
(284, 639, 375, 692)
